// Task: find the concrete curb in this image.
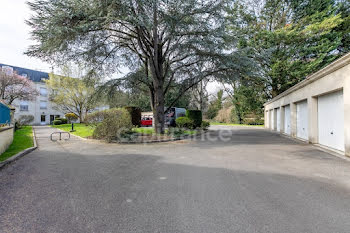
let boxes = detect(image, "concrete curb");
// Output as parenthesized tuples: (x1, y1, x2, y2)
(116, 130, 208, 144)
(0, 127, 38, 170)
(50, 126, 208, 144)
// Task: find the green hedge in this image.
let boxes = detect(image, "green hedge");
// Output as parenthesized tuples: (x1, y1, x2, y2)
(85, 108, 132, 141)
(55, 118, 68, 124)
(243, 118, 264, 125)
(201, 120, 210, 130)
(176, 117, 195, 129)
(125, 106, 141, 127)
(52, 120, 62, 125)
(186, 110, 202, 128)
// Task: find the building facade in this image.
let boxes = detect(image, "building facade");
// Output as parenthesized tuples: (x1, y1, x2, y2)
(0, 64, 64, 125)
(264, 53, 350, 157)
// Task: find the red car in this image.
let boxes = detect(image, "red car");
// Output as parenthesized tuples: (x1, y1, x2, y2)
(141, 116, 153, 127)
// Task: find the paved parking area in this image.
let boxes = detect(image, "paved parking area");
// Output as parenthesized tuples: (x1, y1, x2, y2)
(1, 126, 350, 233)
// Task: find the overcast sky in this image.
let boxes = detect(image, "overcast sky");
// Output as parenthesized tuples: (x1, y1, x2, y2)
(0, 0, 52, 72)
(0, 0, 220, 94)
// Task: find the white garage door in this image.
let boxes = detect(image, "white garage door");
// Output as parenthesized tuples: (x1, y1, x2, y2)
(297, 100, 308, 140)
(276, 108, 281, 132)
(284, 105, 291, 135)
(271, 110, 275, 130)
(318, 91, 344, 151)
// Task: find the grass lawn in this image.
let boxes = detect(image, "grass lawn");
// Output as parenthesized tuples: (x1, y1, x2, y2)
(0, 126, 33, 162)
(209, 122, 264, 127)
(51, 123, 95, 138)
(133, 127, 156, 135)
(51, 124, 198, 139)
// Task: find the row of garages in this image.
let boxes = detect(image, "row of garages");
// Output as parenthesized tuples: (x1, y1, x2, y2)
(264, 53, 350, 157)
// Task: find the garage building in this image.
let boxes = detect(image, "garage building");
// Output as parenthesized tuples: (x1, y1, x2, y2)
(264, 53, 350, 157)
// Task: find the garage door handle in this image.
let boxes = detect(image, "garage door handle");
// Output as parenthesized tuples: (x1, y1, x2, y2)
(330, 132, 334, 135)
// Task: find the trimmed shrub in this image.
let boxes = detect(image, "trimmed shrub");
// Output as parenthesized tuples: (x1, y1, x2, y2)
(186, 110, 202, 128)
(15, 121, 20, 130)
(55, 118, 68, 124)
(201, 120, 210, 130)
(17, 115, 34, 126)
(176, 117, 194, 129)
(124, 106, 141, 127)
(243, 118, 264, 125)
(85, 108, 132, 141)
(65, 113, 78, 123)
(53, 120, 62, 125)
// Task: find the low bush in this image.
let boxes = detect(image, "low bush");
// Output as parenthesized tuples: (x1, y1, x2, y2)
(55, 118, 68, 124)
(17, 115, 34, 126)
(85, 108, 132, 141)
(186, 110, 202, 128)
(15, 121, 20, 130)
(243, 118, 264, 125)
(176, 117, 194, 129)
(65, 113, 78, 123)
(52, 120, 62, 125)
(125, 106, 141, 127)
(201, 120, 210, 130)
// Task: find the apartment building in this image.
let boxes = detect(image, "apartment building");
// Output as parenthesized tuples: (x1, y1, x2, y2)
(0, 63, 64, 125)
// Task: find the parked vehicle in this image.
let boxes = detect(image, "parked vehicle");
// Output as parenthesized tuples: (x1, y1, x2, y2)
(141, 116, 153, 127)
(165, 107, 186, 127)
(140, 108, 186, 127)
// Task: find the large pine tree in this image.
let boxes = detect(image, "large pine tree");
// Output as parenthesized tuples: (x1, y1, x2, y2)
(226, 0, 349, 98)
(26, 0, 245, 133)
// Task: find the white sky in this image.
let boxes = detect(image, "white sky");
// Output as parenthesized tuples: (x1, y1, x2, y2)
(0, 0, 52, 72)
(0, 0, 220, 94)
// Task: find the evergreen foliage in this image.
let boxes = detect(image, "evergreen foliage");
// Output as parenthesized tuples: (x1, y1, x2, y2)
(186, 110, 202, 128)
(26, 0, 246, 133)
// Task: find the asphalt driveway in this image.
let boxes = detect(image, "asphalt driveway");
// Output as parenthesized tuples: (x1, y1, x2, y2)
(1, 126, 350, 233)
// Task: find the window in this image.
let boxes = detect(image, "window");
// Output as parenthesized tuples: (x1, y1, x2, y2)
(41, 115, 46, 122)
(40, 101, 47, 109)
(20, 101, 29, 111)
(40, 87, 47, 97)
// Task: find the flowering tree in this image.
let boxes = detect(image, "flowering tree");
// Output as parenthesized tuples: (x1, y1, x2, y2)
(46, 66, 100, 123)
(0, 70, 38, 105)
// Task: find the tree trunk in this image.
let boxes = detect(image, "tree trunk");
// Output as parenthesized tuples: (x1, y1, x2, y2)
(149, 1, 166, 134)
(153, 79, 165, 134)
(149, 87, 155, 111)
(79, 110, 83, 123)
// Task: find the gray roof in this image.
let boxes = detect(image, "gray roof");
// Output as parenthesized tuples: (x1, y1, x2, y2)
(0, 63, 49, 82)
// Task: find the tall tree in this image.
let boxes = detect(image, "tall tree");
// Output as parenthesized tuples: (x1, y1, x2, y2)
(189, 79, 210, 112)
(206, 90, 224, 119)
(46, 66, 99, 122)
(222, 78, 266, 123)
(226, 0, 347, 98)
(26, 0, 242, 133)
(0, 69, 38, 105)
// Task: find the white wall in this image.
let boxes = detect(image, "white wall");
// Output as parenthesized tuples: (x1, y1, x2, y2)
(264, 53, 350, 156)
(0, 126, 14, 155)
(12, 82, 64, 125)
